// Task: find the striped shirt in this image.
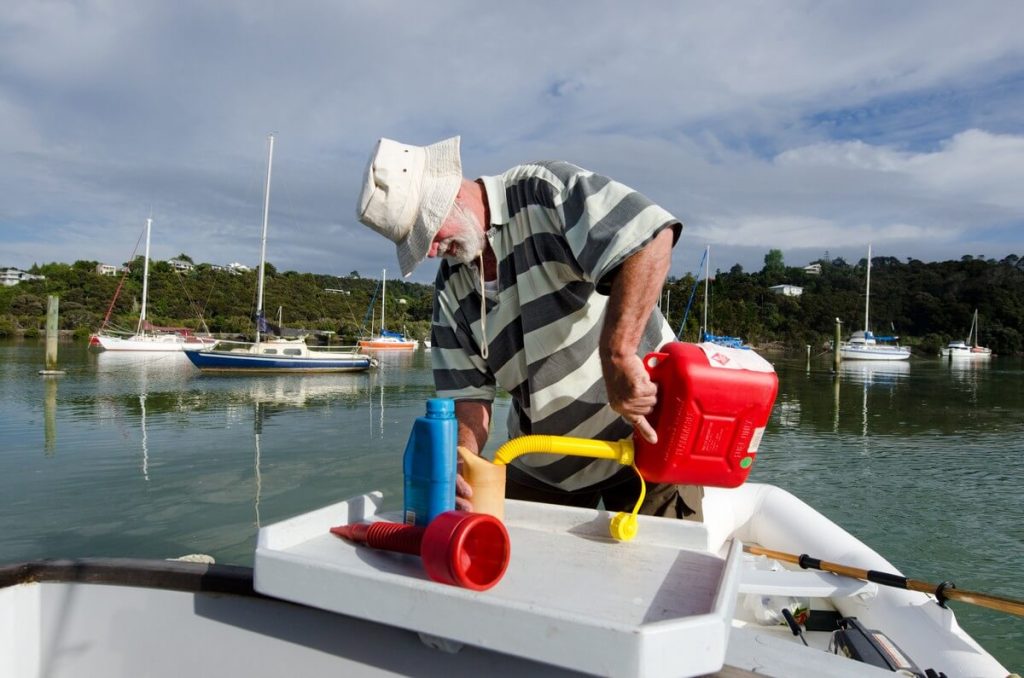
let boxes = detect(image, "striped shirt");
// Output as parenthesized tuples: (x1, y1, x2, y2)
(431, 161, 681, 491)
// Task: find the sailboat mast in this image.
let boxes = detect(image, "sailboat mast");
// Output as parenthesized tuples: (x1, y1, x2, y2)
(255, 134, 274, 348)
(381, 269, 387, 333)
(137, 217, 152, 335)
(702, 245, 710, 341)
(864, 244, 872, 333)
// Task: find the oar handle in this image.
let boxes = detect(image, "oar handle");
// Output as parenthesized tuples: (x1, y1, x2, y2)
(744, 545, 1024, 618)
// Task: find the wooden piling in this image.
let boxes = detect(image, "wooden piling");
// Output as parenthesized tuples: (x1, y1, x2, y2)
(39, 295, 66, 376)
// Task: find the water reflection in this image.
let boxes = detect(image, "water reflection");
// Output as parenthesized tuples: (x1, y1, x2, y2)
(835, 360, 911, 437)
(44, 376, 58, 455)
(770, 356, 1023, 439)
(254, 402, 265, 527)
(836, 359, 911, 384)
(140, 394, 149, 480)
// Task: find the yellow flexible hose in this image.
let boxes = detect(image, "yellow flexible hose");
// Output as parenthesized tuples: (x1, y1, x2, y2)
(492, 434, 635, 467)
(492, 434, 643, 541)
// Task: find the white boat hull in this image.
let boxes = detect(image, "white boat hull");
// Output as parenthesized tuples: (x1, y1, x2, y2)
(0, 484, 1008, 678)
(839, 345, 911, 361)
(92, 333, 216, 352)
(940, 344, 992, 359)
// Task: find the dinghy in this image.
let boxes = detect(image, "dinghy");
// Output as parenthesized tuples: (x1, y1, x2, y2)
(1, 483, 1012, 677)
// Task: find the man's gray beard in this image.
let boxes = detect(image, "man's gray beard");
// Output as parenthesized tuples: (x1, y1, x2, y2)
(445, 202, 486, 266)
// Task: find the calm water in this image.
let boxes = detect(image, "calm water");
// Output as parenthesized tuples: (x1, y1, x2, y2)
(1, 340, 1021, 670)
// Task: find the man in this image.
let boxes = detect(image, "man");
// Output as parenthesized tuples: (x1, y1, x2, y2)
(358, 136, 702, 521)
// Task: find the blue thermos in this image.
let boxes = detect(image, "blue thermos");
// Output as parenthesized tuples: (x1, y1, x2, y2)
(403, 398, 458, 526)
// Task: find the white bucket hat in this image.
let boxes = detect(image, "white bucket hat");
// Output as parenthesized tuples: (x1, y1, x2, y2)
(356, 136, 462, 277)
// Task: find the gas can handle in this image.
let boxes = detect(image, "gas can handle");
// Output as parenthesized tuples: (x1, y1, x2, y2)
(643, 352, 668, 378)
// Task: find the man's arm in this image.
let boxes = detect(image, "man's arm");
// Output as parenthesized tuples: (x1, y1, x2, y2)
(599, 227, 675, 444)
(454, 399, 492, 510)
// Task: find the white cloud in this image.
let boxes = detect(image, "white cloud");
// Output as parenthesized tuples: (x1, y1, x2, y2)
(2, 1, 1024, 279)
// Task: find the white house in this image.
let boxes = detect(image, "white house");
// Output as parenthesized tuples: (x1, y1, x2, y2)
(95, 263, 118, 276)
(167, 258, 195, 272)
(769, 284, 803, 297)
(1, 268, 45, 286)
(803, 263, 822, 275)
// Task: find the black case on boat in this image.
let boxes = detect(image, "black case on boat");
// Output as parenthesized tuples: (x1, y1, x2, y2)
(828, 617, 932, 677)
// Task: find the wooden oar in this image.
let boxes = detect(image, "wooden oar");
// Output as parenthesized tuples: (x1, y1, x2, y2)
(744, 545, 1024, 617)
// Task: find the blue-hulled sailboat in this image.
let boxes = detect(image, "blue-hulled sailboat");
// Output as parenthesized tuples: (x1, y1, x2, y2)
(185, 135, 373, 374)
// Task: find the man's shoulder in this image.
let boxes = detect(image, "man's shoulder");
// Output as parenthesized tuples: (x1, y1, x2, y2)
(497, 160, 590, 185)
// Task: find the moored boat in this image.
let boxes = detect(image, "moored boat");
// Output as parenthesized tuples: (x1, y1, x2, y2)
(839, 245, 910, 362)
(941, 309, 992, 359)
(358, 330, 419, 351)
(358, 269, 418, 351)
(839, 329, 912, 361)
(181, 135, 373, 374)
(185, 337, 373, 373)
(91, 217, 216, 352)
(1, 483, 1011, 677)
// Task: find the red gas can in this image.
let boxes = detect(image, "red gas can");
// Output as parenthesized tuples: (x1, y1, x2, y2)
(632, 342, 779, 487)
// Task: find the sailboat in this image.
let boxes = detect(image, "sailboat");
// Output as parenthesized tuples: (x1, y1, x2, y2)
(185, 135, 373, 373)
(839, 244, 910, 361)
(940, 309, 992, 358)
(90, 218, 216, 352)
(698, 245, 747, 349)
(357, 269, 418, 351)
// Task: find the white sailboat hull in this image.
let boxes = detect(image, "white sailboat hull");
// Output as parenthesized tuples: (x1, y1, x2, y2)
(838, 344, 911, 361)
(92, 333, 216, 352)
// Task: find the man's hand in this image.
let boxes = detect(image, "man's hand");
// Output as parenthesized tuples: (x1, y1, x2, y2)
(603, 353, 659, 444)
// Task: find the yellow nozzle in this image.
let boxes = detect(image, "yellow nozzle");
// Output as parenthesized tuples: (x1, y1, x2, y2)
(493, 435, 634, 467)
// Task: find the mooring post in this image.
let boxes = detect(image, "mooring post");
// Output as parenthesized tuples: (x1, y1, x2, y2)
(40, 295, 66, 376)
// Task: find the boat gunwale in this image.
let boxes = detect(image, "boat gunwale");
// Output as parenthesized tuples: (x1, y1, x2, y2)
(0, 558, 260, 598)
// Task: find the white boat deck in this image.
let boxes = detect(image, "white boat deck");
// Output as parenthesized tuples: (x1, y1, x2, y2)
(255, 494, 739, 678)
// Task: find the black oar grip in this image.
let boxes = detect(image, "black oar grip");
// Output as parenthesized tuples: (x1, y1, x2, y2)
(797, 553, 820, 570)
(865, 569, 909, 589)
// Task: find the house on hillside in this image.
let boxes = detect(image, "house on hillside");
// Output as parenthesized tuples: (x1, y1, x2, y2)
(167, 258, 195, 272)
(95, 263, 118, 276)
(769, 284, 803, 297)
(1, 268, 46, 286)
(803, 263, 822, 275)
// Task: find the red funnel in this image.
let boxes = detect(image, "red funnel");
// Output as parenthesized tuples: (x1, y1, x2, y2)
(330, 510, 510, 591)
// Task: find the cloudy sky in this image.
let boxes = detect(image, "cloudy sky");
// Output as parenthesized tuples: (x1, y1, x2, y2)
(3, 1, 1023, 284)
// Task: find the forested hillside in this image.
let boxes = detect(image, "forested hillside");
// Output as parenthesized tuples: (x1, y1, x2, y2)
(2, 251, 1022, 355)
(0, 259, 434, 344)
(666, 251, 1024, 355)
